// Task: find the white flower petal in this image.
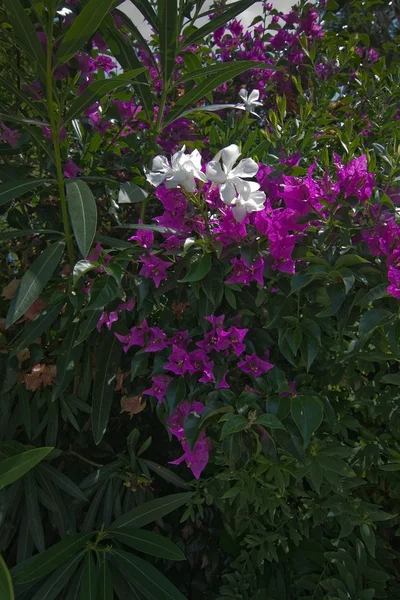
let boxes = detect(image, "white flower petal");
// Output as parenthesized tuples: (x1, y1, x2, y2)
(206, 161, 226, 184)
(171, 146, 187, 169)
(232, 204, 248, 222)
(152, 155, 170, 173)
(238, 89, 248, 102)
(220, 181, 237, 205)
(189, 149, 203, 171)
(230, 158, 259, 179)
(221, 144, 241, 173)
(248, 89, 260, 103)
(146, 171, 167, 187)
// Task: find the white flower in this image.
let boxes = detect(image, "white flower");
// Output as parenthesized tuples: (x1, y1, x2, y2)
(205, 144, 259, 204)
(231, 181, 266, 222)
(235, 89, 263, 116)
(146, 145, 207, 193)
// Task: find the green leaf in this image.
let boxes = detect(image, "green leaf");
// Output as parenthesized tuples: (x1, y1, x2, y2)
(74, 310, 102, 346)
(118, 182, 148, 204)
(108, 550, 187, 600)
(11, 303, 64, 357)
(37, 463, 88, 502)
(360, 523, 375, 557)
(291, 396, 323, 448)
(65, 69, 146, 122)
(110, 493, 192, 530)
(52, 323, 83, 401)
(0, 555, 14, 600)
(3, 0, 46, 77)
(80, 552, 97, 600)
(178, 254, 212, 283)
(31, 552, 83, 600)
(100, 15, 153, 119)
(183, 411, 202, 451)
(316, 284, 345, 318)
(166, 379, 186, 415)
(141, 460, 186, 489)
(220, 415, 247, 440)
(255, 414, 285, 430)
(84, 275, 119, 311)
(0, 179, 52, 208)
(67, 181, 98, 259)
(359, 308, 392, 342)
(14, 533, 94, 584)
(0, 229, 62, 241)
(55, 0, 119, 65)
(111, 528, 186, 561)
(158, 0, 179, 82)
(0, 447, 52, 490)
(184, 0, 257, 46)
(381, 372, 400, 385)
(24, 470, 45, 553)
(92, 331, 122, 445)
(97, 557, 113, 600)
(126, 0, 158, 30)
(360, 283, 389, 306)
(334, 254, 369, 268)
(165, 61, 272, 127)
(6, 241, 65, 328)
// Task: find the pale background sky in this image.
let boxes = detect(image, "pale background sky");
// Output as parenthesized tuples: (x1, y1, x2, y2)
(120, 1, 296, 36)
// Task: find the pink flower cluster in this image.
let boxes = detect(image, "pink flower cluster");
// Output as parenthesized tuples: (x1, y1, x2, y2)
(167, 400, 212, 479)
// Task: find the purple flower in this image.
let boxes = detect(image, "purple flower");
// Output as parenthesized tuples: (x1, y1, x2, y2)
(0, 122, 20, 147)
(92, 33, 108, 51)
(334, 154, 375, 203)
(167, 400, 212, 479)
(118, 297, 135, 312)
(95, 55, 117, 73)
(388, 251, 400, 299)
(169, 435, 212, 480)
(145, 327, 168, 352)
(165, 345, 191, 376)
(139, 254, 171, 288)
(226, 256, 265, 286)
(168, 331, 191, 349)
(143, 374, 172, 403)
(188, 350, 215, 381)
(115, 320, 149, 352)
(96, 311, 118, 332)
(114, 100, 140, 122)
(128, 221, 154, 248)
(238, 354, 274, 377)
(218, 326, 248, 356)
(216, 372, 230, 389)
(63, 158, 83, 179)
(42, 126, 67, 143)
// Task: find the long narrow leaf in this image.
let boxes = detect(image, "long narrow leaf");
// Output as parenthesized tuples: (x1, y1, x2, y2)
(101, 16, 153, 119)
(37, 463, 88, 502)
(6, 241, 65, 328)
(14, 533, 94, 584)
(66, 180, 97, 259)
(55, 0, 119, 65)
(24, 471, 45, 553)
(183, 0, 256, 46)
(126, 0, 158, 30)
(110, 493, 192, 530)
(3, 0, 46, 78)
(65, 69, 146, 122)
(164, 62, 273, 127)
(0, 447, 53, 490)
(0, 555, 14, 600)
(0, 179, 53, 208)
(109, 550, 187, 600)
(31, 552, 84, 600)
(158, 0, 178, 83)
(11, 303, 64, 357)
(111, 528, 186, 561)
(91, 331, 122, 445)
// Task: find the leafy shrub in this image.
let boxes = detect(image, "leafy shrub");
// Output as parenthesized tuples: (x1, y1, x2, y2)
(0, 0, 400, 599)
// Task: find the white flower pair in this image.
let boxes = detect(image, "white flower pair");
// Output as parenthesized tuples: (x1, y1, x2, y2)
(146, 143, 265, 222)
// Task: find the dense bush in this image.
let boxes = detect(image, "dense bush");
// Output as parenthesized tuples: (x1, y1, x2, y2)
(0, 0, 400, 598)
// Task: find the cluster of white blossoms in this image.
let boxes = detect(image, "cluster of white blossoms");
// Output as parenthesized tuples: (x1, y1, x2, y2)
(146, 142, 266, 223)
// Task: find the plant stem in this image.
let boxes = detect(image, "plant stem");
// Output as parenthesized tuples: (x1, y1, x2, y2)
(45, 18, 74, 265)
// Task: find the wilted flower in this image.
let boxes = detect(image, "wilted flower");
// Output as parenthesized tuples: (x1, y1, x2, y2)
(120, 395, 146, 418)
(146, 145, 207, 192)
